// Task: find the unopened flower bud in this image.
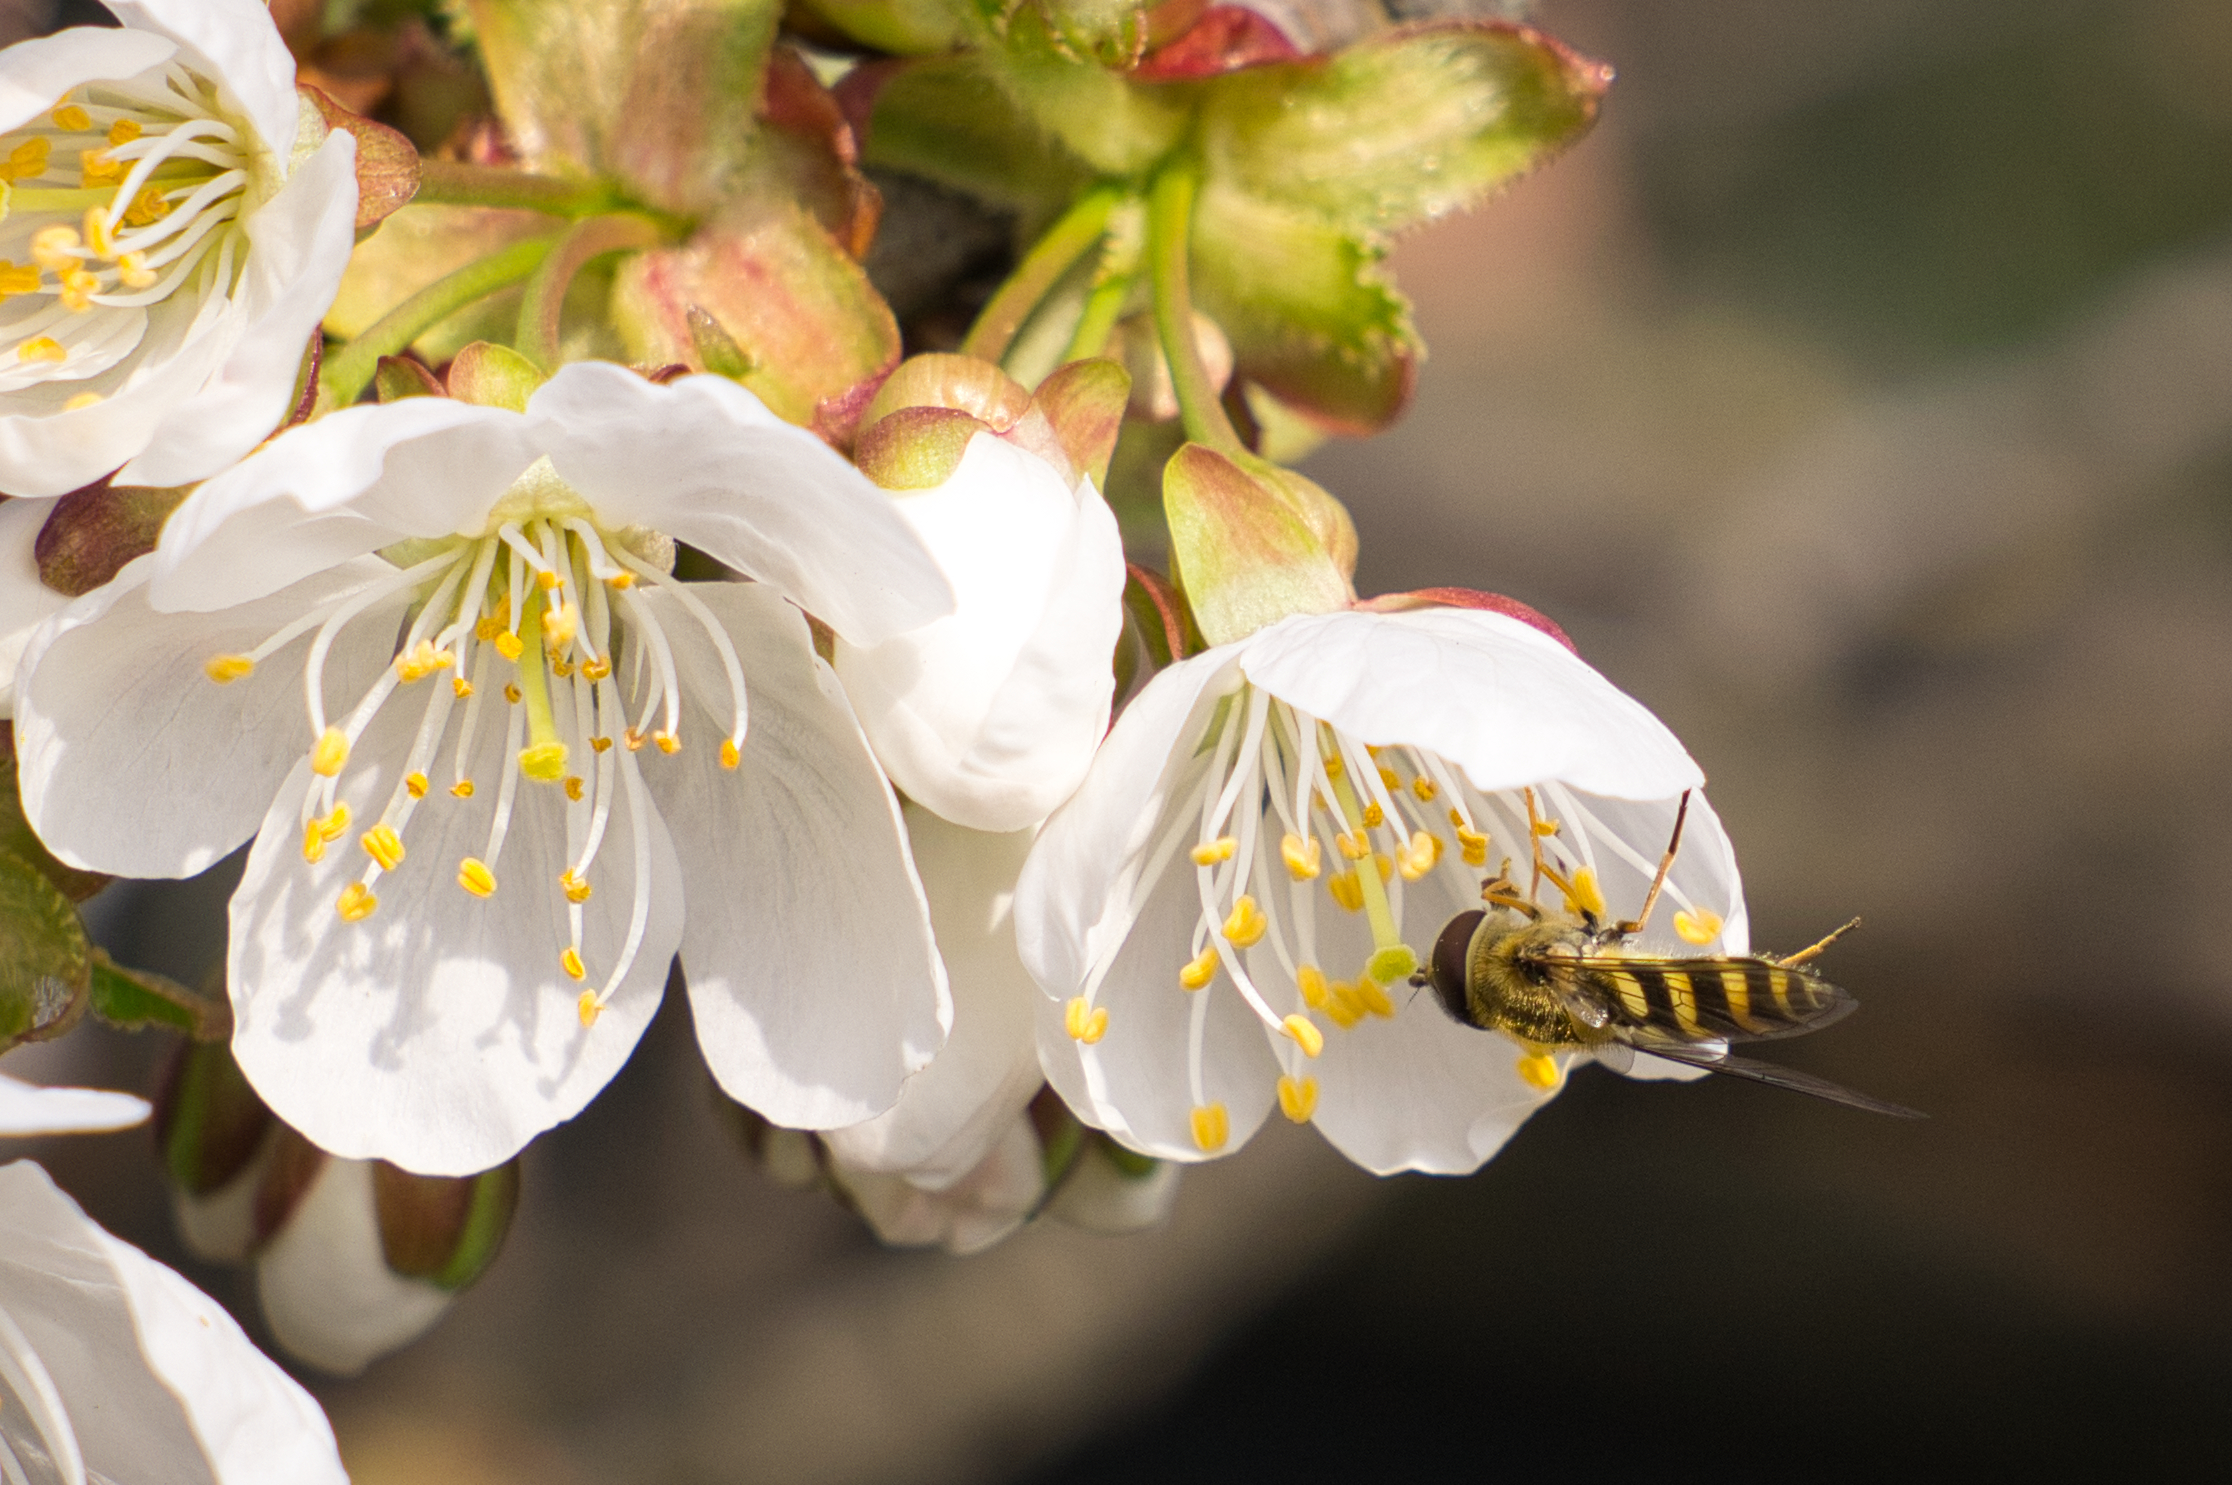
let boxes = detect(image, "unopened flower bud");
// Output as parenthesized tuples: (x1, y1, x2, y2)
(155, 1039, 278, 1262)
(1044, 1132, 1182, 1234)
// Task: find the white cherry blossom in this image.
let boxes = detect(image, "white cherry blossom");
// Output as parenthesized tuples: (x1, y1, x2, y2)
(14, 361, 955, 1175)
(0, 1159, 348, 1485)
(834, 432, 1125, 833)
(0, 1068, 148, 1136)
(1017, 604, 1748, 1176)
(0, 0, 358, 496)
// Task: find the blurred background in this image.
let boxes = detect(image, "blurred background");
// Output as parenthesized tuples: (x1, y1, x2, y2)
(15, 0, 2232, 1477)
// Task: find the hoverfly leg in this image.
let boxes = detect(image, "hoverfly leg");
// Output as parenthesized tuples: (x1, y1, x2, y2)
(1478, 865, 1540, 919)
(1613, 790, 1692, 937)
(1777, 917, 1862, 968)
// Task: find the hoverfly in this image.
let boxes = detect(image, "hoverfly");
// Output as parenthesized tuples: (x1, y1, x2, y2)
(1415, 792, 1921, 1118)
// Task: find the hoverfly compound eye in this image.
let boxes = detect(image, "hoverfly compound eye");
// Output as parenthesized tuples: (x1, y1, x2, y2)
(1429, 909, 1484, 1025)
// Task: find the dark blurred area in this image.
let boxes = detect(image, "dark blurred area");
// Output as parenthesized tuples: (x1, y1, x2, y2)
(13, 0, 2232, 1478)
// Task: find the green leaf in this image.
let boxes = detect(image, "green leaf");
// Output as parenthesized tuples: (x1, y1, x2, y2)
(1189, 182, 1419, 434)
(0, 847, 89, 1054)
(1198, 21, 1610, 235)
(88, 950, 228, 1040)
(862, 55, 1094, 220)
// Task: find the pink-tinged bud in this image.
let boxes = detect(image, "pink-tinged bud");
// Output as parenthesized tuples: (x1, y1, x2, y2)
(445, 340, 548, 411)
(1162, 443, 1355, 646)
(300, 86, 422, 232)
(35, 481, 192, 598)
(156, 1040, 278, 1262)
(1045, 1133, 1182, 1234)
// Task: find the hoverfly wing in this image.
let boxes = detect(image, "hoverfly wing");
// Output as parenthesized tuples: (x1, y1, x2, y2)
(1562, 954, 1858, 1044)
(1617, 1039, 1926, 1119)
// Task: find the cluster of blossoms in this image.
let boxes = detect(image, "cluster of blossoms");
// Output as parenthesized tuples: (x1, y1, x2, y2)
(0, 0, 1787, 1411)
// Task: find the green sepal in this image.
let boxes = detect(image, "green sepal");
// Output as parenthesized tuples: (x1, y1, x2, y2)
(990, 17, 1189, 176)
(374, 1159, 523, 1291)
(854, 405, 991, 489)
(860, 55, 1094, 219)
(445, 340, 547, 410)
(33, 481, 190, 598)
(1091, 1133, 1162, 1180)
(1122, 561, 1198, 671)
(792, 0, 964, 54)
(1162, 442, 1353, 646)
(89, 950, 228, 1040)
(1034, 357, 1131, 488)
(1198, 22, 1610, 235)
(375, 355, 447, 402)
(0, 846, 88, 1054)
(158, 1040, 274, 1197)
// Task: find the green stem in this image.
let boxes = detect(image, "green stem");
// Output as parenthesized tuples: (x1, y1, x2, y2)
(413, 161, 622, 218)
(1146, 158, 1241, 454)
(1063, 264, 1134, 363)
(961, 184, 1122, 364)
(515, 214, 663, 371)
(319, 235, 558, 408)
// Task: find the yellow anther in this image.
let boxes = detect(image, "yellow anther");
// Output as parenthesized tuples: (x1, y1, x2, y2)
(78, 149, 121, 187)
(551, 658, 572, 679)
(58, 267, 98, 312)
(1283, 1014, 1324, 1058)
(336, 883, 378, 922)
(623, 728, 647, 752)
(317, 804, 351, 841)
(1064, 996, 1110, 1044)
(1179, 945, 1219, 991)
(1297, 964, 1330, 1010)
(1567, 866, 1607, 919)
(1354, 975, 1395, 1019)
(1321, 753, 1343, 778)
(1411, 775, 1439, 801)
(590, 736, 613, 754)
(1674, 908, 1724, 946)
(519, 741, 568, 781)
(1335, 830, 1370, 861)
(1327, 870, 1364, 913)
(474, 610, 507, 642)
(1516, 1051, 1563, 1091)
(106, 118, 140, 147)
(0, 261, 39, 298)
(560, 869, 592, 904)
(1277, 1075, 1318, 1123)
(61, 392, 100, 412)
(543, 600, 578, 650)
(394, 639, 454, 682)
(1280, 833, 1321, 880)
(122, 185, 169, 227)
(1221, 894, 1267, 948)
(360, 824, 406, 872)
(1532, 817, 1559, 838)
(51, 104, 91, 132)
(654, 730, 681, 755)
(493, 631, 524, 661)
(1361, 801, 1384, 828)
(450, 780, 475, 799)
(1190, 835, 1237, 867)
(114, 251, 154, 290)
(17, 337, 65, 364)
(203, 653, 254, 683)
(0, 137, 48, 180)
(605, 570, 635, 590)
(310, 727, 349, 777)
(1378, 765, 1400, 792)
(563, 774, 585, 801)
(581, 655, 611, 681)
(1324, 982, 1365, 1029)
(80, 207, 111, 258)
(1190, 1102, 1229, 1152)
(578, 990, 603, 1027)
(301, 820, 325, 864)
(1372, 851, 1394, 884)
(561, 946, 586, 981)
(452, 676, 474, 699)
(1456, 825, 1489, 868)
(536, 567, 561, 590)
(719, 738, 741, 770)
(404, 771, 429, 800)
(503, 682, 522, 704)
(457, 857, 497, 897)
(1396, 830, 1443, 881)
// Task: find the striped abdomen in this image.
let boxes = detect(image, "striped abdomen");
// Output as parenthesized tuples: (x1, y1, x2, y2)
(1582, 957, 1850, 1042)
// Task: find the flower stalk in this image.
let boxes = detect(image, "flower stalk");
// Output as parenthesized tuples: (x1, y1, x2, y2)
(515, 213, 665, 372)
(319, 235, 560, 407)
(961, 183, 1124, 365)
(1147, 158, 1242, 454)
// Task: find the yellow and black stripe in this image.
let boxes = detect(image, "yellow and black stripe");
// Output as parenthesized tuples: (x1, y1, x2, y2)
(1584, 958, 1839, 1041)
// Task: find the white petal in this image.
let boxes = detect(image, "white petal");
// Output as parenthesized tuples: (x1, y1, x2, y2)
(149, 397, 536, 612)
(1033, 858, 1280, 1163)
(527, 364, 953, 645)
(1043, 1142, 1182, 1234)
(836, 439, 1124, 832)
(0, 1071, 150, 1136)
(1014, 647, 1240, 1003)
(0, 27, 177, 135)
(0, 496, 67, 718)
(1240, 608, 1704, 800)
(117, 132, 362, 491)
(254, 1158, 451, 1375)
(823, 808, 1043, 1184)
(0, 1160, 347, 1485)
(635, 582, 949, 1128)
(833, 1116, 1045, 1256)
(228, 691, 683, 1176)
(15, 557, 399, 878)
(106, 0, 301, 158)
